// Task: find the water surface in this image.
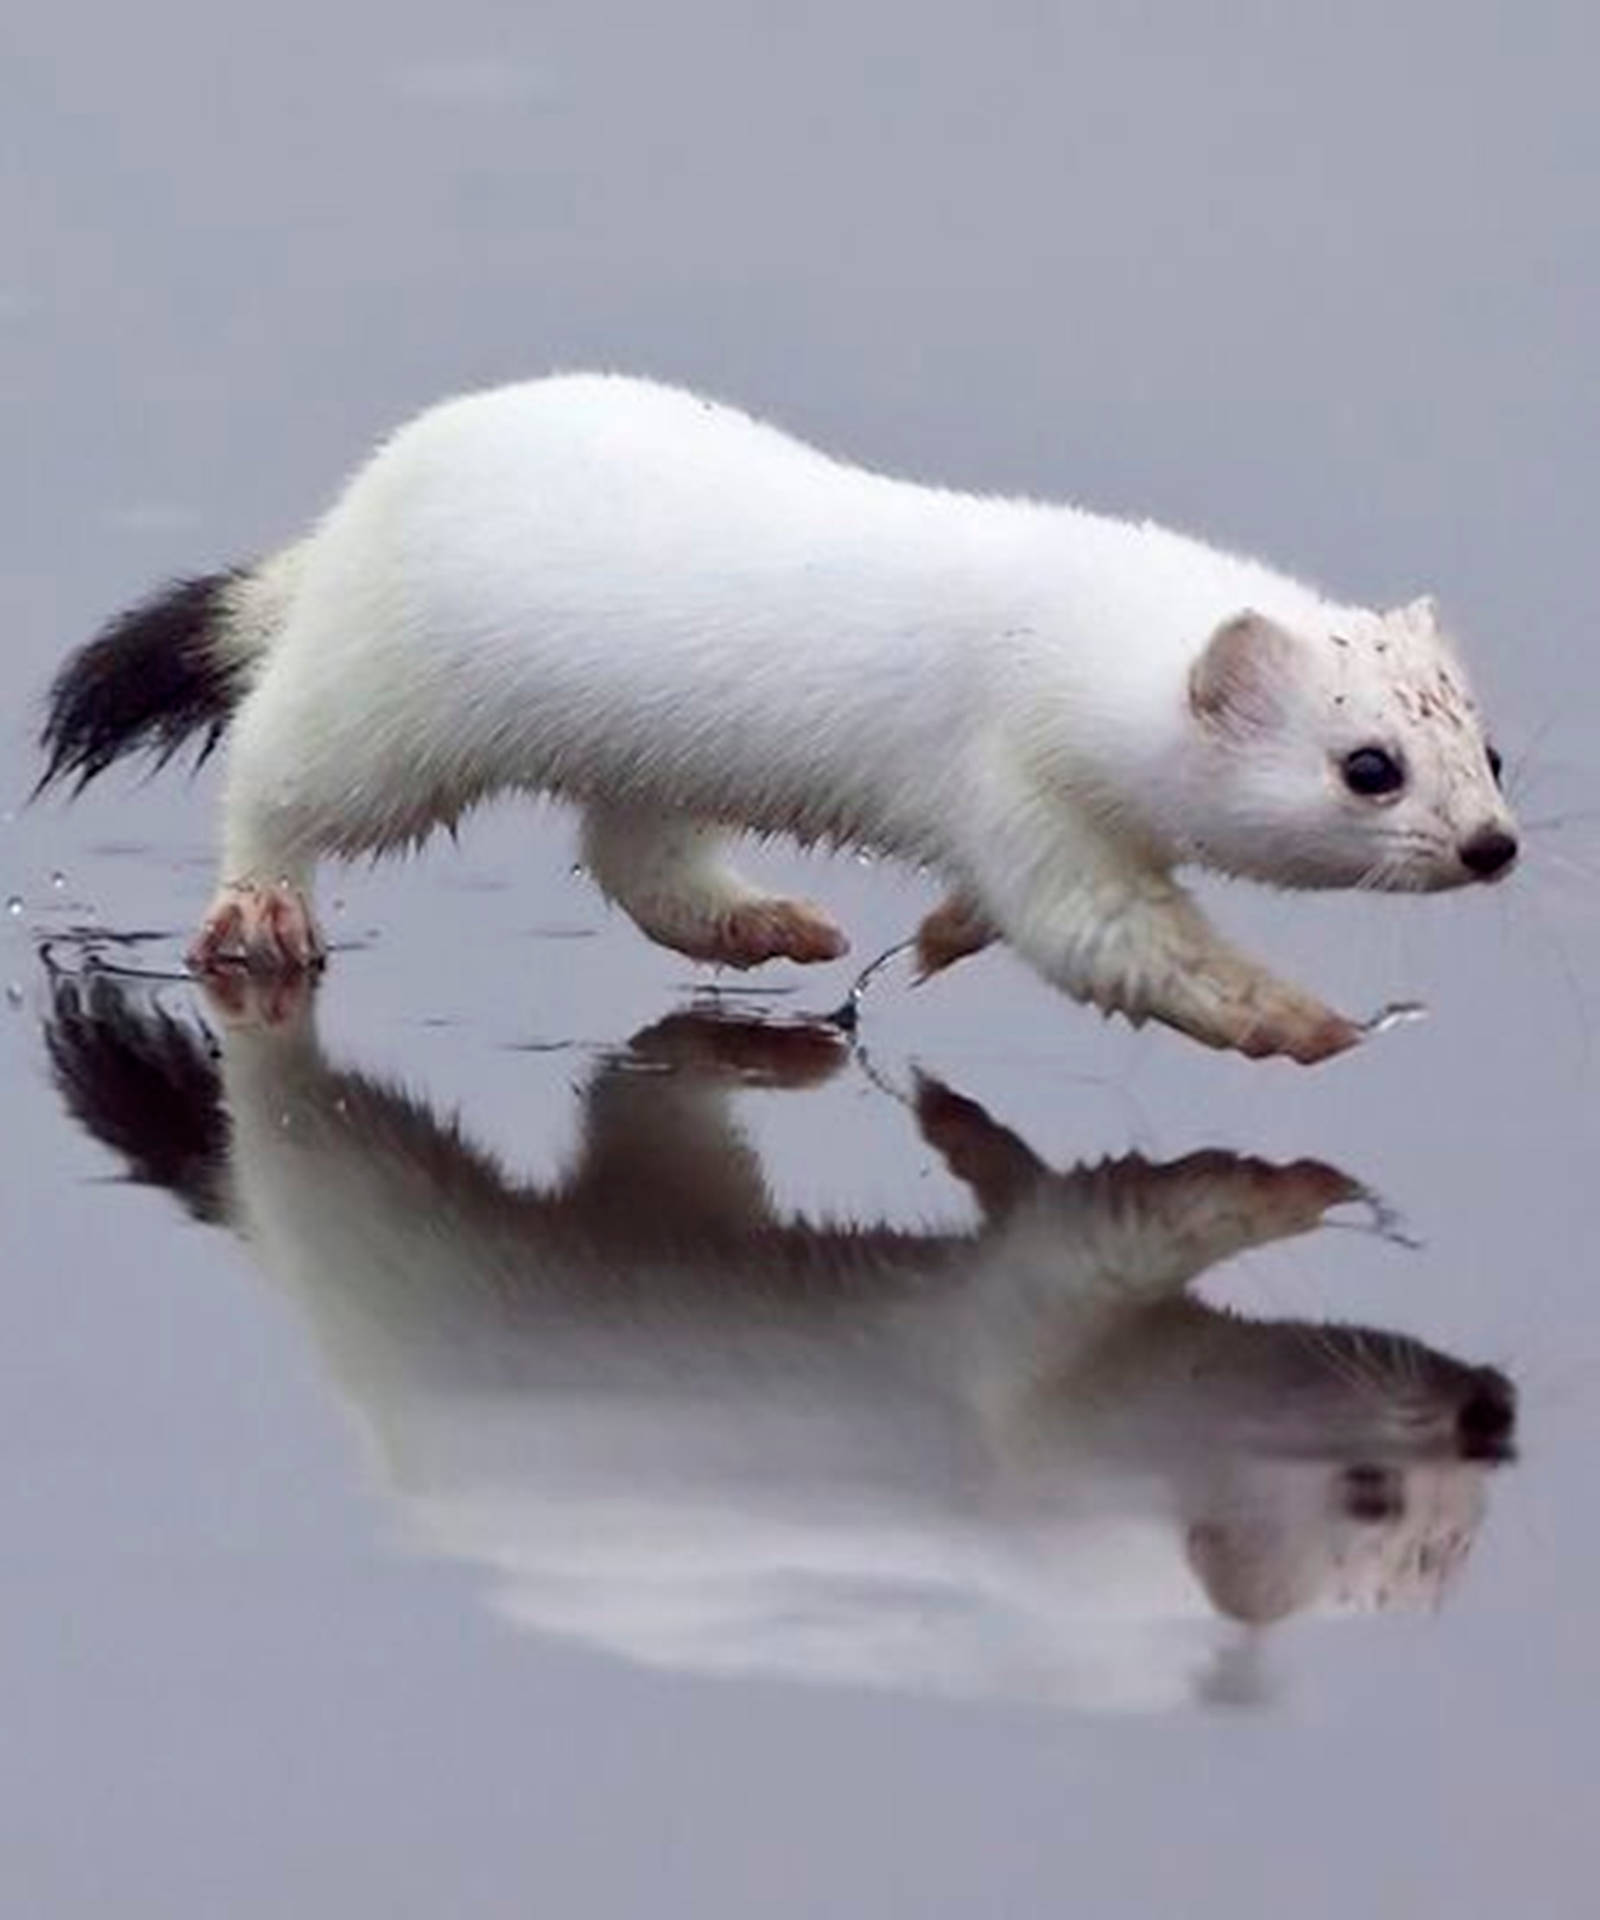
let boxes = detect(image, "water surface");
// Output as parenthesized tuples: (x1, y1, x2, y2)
(6, 5, 1598, 1914)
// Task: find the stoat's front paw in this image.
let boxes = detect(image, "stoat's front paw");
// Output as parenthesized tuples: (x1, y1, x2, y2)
(1156, 959, 1361, 1065)
(188, 880, 326, 975)
(914, 895, 995, 979)
(1235, 992, 1362, 1066)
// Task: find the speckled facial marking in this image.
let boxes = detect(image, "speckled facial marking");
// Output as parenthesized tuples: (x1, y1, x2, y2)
(1314, 597, 1515, 889)
(1188, 595, 1517, 893)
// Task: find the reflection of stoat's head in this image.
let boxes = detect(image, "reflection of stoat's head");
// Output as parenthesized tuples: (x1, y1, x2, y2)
(1163, 1310, 1514, 1628)
(1183, 1426, 1510, 1629)
(996, 1193, 1515, 1632)
(42, 975, 1518, 1708)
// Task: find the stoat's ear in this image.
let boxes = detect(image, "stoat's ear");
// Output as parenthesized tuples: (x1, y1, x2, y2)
(1393, 593, 1440, 633)
(1189, 610, 1302, 738)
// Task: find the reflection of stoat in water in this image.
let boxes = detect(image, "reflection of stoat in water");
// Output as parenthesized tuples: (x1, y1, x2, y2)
(39, 376, 1518, 1062)
(46, 976, 1515, 1713)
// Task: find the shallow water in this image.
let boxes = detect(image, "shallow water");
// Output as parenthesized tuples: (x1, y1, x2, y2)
(7, 5, 1600, 1915)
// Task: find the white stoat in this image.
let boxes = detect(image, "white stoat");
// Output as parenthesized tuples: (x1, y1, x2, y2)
(46, 982, 1516, 1713)
(41, 375, 1517, 1061)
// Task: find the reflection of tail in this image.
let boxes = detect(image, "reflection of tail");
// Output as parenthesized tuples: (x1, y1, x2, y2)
(37, 544, 302, 792)
(44, 977, 230, 1225)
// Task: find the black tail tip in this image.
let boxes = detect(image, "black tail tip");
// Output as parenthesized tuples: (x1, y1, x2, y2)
(38, 569, 246, 797)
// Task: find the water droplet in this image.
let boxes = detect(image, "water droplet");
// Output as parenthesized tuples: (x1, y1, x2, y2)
(4, 983, 22, 1009)
(854, 852, 874, 866)
(569, 862, 587, 879)
(333, 1096, 348, 1114)
(331, 896, 346, 913)
(49, 870, 65, 890)
(4, 896, 21, 917)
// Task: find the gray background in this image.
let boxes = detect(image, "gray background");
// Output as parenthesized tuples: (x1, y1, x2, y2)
(4, 2, 1597, 1914)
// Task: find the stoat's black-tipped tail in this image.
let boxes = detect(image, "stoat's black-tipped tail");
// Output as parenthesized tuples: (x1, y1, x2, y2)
(37, 569, 249, 795)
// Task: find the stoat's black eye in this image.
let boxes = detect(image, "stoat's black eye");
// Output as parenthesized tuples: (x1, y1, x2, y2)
(1486, 744, 1504, 787)
(1341, 746, 1407, 797)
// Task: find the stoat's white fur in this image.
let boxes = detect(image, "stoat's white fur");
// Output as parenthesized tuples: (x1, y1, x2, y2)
(85, 376, 1522, 1057)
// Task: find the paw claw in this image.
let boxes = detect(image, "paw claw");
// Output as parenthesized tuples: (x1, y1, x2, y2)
(1278, 1011, 1363, 1066)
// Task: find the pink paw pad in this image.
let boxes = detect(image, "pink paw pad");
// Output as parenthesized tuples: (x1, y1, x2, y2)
(187, 880, 326, 975)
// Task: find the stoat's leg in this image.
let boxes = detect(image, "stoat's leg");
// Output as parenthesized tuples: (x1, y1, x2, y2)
(961, 793, 1359, 1065)
(190, 679, 332, 975)
(190, 786, 324, 975)
(579, 804, 849, 968)
(1086, 886, 1361, 1064)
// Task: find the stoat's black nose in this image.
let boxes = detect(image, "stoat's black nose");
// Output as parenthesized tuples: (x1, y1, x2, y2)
(1459, 828, 1518, 879)
(1457, 1368, 1517, 1460)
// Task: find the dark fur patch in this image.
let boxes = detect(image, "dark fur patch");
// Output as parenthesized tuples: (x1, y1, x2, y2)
(44, 975, 231, 1225)
(37, 570, 247, 794)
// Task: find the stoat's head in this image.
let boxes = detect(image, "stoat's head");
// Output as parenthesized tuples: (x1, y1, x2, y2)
(1180, 597, 1517, 891)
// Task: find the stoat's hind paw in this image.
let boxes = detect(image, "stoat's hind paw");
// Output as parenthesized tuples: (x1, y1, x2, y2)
(188, 880, 326, 975)
(672, 897, 849, 969)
